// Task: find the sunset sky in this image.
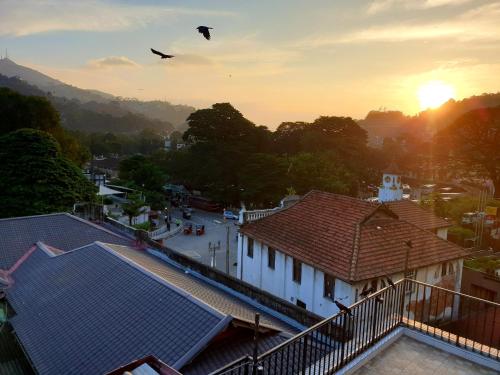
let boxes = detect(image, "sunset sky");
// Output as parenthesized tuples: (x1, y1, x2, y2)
(1, 0, 500, 128)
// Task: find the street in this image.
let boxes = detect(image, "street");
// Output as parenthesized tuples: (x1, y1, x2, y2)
(162, 208, 239, 277)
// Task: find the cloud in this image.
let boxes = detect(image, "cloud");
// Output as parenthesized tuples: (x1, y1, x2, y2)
(367, 0, 475, 14)
(296, 2, 500, 47)
(0, 0, 235, 36)
(87, 56, 140, 69)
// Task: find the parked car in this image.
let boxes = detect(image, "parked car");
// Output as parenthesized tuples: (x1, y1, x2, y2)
(182, 209, 192, 219)
(223, 210, 239, 220)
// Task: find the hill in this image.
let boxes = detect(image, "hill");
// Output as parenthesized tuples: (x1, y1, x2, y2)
(0, 57, 194, 128)
(359, 93, 500, 145)
(0, 74, 175, 134)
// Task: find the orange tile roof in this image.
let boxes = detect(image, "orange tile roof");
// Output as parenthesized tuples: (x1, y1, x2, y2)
(240, 191, 466, 283)
(385, 200, 451, 230)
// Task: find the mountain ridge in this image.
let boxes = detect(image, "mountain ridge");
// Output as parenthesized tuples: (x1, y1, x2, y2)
(0, 58, 195, 128)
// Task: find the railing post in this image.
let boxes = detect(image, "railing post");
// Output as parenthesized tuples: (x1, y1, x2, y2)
(399, 279, 406, 325)
(252, 313, 260, 375)
(371, 297, 379, 342)
(301, 335, 308, 375)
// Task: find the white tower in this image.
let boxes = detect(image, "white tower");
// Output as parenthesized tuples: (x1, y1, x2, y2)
(378, 161, 403, 202)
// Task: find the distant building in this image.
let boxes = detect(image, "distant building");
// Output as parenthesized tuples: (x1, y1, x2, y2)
(238, 191, 466, 317)
(378, 161, 404, 202)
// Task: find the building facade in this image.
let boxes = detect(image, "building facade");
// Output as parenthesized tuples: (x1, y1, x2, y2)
(238, 191, 466, 317)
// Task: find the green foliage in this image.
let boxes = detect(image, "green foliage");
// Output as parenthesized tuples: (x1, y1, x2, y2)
(73, 129, 164, 157)
(464, 257, 500, 273)
(448, 225, 475, 246)
(422, 195, 500, 223)
(435, 106, 500, 198)
(0, 129, 96, 218)
(133, 222, 152, 231)
(122, 193, 145, 226)
(0, 87, 89, 165)
(119, 155, 166, 192)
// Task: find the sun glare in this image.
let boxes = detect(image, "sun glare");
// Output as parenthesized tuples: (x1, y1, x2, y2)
(417, 80, 455, 110)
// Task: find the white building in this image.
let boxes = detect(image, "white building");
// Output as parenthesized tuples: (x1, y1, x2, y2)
(237, 191, 466, 317)
(378, 161, 404, 202)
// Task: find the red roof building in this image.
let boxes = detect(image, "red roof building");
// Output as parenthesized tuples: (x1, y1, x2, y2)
(237, 191, 467, 317)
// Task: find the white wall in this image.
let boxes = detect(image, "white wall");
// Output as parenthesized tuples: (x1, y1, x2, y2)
(238, 234, 463, 318)
(437, 228, 448, 240)
(239, 235, 354, 317)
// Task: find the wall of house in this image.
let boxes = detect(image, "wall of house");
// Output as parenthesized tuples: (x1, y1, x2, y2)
(238, 234, 464, 319)
(437, 227, 448, 240)
(238, 235, 358, 317)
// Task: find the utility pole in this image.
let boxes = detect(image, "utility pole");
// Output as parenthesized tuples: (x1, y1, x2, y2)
(208, 241, 221, 268)
(226, 225, 230, 275)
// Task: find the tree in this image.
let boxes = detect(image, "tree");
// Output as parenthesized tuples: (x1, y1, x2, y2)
(0, 129, 96, 218)
(122, 193, 145, 226)
(0, 88, 89, 165)
(118, 155, 166, 192)
(435, 107, 500, 197)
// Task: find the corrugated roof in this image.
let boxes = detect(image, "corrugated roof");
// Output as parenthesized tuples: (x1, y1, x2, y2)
(240, 191, 466, 282)
(7, 242, 227, 375)
(0, 213, 132, 270)
(106, 244, 295, 333)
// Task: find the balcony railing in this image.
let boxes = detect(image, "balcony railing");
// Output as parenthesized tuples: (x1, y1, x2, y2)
(211, 278, 500, 375)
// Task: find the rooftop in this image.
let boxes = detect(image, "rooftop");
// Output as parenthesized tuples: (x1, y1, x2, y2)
(240, 191, 466, 282)
(385, 200, 451, 230)
(106, 244, 296, 333)
(354, 336, 497, 375)
(0, 212, 132, 270)
(7, 242, 227, 375)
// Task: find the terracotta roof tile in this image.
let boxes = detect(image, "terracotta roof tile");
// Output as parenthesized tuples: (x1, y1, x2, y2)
(385, 200, 451, 230)
(240, 191, 466, 283)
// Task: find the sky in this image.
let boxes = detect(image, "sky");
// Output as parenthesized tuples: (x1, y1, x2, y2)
(1, 0, 500, 128)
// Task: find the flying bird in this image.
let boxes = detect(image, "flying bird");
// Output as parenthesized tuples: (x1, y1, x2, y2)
(197, 26, 213, 40)
(334, 300, 352, 316)
(150, 48, 174, 59)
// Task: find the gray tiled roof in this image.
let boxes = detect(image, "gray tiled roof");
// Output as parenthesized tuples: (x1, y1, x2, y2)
(7, 243, 227, 375)
(105, 244, 297, 333)
(0, 213, 131, 270)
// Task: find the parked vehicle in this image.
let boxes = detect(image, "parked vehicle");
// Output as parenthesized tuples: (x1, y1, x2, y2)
(182, 209, 192, 220)
(183, 223, 193, 235)
(195, 224, 205, 236)
(223, 210, 239, 220)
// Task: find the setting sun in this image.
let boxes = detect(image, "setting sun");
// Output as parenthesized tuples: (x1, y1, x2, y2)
(417, 80, 455, 110)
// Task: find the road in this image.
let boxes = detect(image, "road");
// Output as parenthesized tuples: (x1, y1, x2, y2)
(162, 208, 239, 277)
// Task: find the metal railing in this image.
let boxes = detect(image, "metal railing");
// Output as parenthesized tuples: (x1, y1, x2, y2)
(211, 279, 500, 375)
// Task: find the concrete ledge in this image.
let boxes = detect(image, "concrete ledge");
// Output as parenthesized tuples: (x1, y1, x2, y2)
(336, 328, 404, 375)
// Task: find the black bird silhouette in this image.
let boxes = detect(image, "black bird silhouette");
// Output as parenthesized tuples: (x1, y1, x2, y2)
(385, 276, 396, 288)
(150, 48, 174, 59)
(334, 300, 352, 316)
(197, 26, 213, 40)
(360, 286, 376, 298)
(404, 240, 413, 248)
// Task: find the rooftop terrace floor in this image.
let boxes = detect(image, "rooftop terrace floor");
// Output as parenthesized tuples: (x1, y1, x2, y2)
(354, 336, 498, 375)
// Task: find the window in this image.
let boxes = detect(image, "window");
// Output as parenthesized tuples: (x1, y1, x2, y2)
(323, 274, 335, 300)
(448, 262, 454, 275)
(441, 262, 447, 277)
(247, 238, 254, 258)
(296, 299, 306, 309)
(292, 258, 302, 284)
(268, 247, 275, 269)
